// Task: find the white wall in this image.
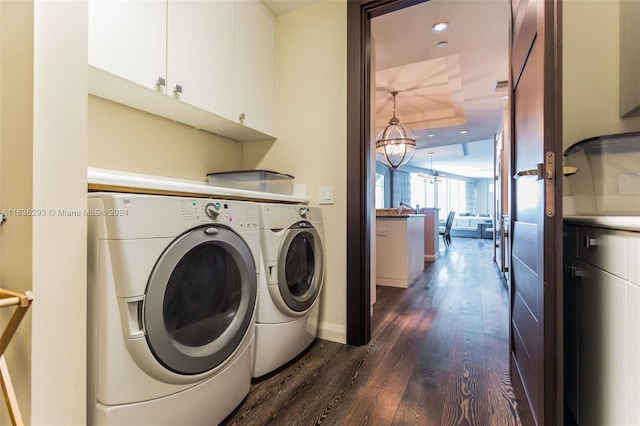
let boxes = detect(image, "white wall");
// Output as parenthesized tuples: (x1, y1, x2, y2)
(31, 3, 88, 424)
(563, 0, 640, 214)
(243, 0, 348, 343)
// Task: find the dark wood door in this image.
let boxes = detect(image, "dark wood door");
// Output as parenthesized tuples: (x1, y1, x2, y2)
(509, 0, 563, 424)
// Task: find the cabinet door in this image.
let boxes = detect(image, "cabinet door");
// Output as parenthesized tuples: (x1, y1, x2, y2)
(235, 0, 276, 136)
(563, 255, 579, 423)
(577, 227, 628, 279)
(578, 260, 628, 426)
(168, 0, 235, 119)
(88, 0, 167, 93)
(629, 283, 640, 425)
(629, 234, 640, 424)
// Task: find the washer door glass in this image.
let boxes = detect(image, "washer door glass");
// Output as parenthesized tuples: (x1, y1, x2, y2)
(277, 223, 324, 312)
(144, 225, 256, 375)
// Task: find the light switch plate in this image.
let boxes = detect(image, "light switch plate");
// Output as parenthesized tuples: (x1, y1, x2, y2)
(318, 186, 334, 205)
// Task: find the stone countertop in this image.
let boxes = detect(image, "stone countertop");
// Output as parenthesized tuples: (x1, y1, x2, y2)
(376, 209, 425, 218)
(563, 215, 640, 232)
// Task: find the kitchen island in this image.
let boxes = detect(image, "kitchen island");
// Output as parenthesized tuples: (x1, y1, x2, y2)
(375, 209, 425, 288)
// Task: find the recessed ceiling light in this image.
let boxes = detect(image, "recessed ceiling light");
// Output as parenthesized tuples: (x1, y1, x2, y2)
(432, 21, 449, 32)
(459, 130, 468, 134)
(428, 134, 434, 137)
(437, 41, 448, 49)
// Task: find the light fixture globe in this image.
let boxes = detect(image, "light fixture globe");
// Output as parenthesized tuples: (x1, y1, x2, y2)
(375, 91, 416, 169)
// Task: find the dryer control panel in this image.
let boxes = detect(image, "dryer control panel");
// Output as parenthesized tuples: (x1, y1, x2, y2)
(180, 199, 259, 229)
(286, 205, 321, 224)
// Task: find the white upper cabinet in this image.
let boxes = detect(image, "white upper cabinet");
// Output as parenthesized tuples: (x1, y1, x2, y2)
(167, 0, 235, 121)
(88, 0, 167, 93)
(235, 0, 276, 137)
(88, 0, 276, 142)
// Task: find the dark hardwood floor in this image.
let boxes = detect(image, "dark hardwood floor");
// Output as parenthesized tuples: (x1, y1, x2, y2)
(222, 237, 521, 425)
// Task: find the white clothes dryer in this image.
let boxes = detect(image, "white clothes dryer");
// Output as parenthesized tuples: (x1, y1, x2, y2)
(252, 203, 325, 378)
(87, 193, 260, 426)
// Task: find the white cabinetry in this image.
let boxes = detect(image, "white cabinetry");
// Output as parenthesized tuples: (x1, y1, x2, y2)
(563, 224, 640, 425)
(88, 0, 276, 142)
(235, 0, 276, 136)
(167, 0, 236, 120)
(88, 0, 166, 93)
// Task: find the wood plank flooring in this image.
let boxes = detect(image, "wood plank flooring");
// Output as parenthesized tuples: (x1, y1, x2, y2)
(222, 237, 521, 426)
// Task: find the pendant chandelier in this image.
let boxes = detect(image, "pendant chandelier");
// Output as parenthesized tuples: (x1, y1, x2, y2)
(375, 91, 416, 169)
(418, 152, 444, 184)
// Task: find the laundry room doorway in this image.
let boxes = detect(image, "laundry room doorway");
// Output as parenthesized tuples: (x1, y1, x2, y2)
(348, 0, 510, 340)
(347, 0, 564, 424)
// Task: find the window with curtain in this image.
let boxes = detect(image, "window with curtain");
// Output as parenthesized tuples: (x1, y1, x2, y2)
(375, 173, 385, 209)
(443, 178, 468, 214)
(408, 174, 468, 215)
(391, 170, 412, 208)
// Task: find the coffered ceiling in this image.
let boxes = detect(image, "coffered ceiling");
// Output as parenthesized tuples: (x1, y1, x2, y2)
(372, 0, 510, 178)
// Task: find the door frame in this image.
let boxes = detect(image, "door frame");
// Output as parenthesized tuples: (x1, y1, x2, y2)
(346, 0, 427, 346)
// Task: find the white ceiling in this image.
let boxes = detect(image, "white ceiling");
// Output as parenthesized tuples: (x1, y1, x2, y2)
(262, 0, 317, 16)
(373, 0, 509, 178)
(263, 0, 510, 179)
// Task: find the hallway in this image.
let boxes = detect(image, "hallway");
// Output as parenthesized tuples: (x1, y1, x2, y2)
(223, 237, 521, 425)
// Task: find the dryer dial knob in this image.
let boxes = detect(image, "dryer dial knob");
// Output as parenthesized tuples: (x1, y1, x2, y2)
(205, 203, 220, 219)
(299, 207, 308, 217)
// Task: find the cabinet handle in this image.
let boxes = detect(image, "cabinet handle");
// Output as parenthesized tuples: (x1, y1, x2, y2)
(238, 113, 246, 123)
(583, 236, 599, 248)
(566, 265, 584, 279)
(173, 84, 182, 95)
(156, 77, 166, 87)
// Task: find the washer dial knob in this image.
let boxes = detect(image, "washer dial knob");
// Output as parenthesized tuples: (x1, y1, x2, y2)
(299, 207, 308, 217)
(205, 202, 220, 219)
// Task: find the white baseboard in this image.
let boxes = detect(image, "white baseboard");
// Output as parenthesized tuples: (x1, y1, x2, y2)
(317, 322, 346, 344)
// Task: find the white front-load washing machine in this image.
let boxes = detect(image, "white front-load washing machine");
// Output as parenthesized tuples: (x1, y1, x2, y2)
(87, 193, 260, 425)
(252, 203, 325, 378)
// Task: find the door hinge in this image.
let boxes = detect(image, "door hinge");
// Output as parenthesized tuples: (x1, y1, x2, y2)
(544, 151, 555, 217)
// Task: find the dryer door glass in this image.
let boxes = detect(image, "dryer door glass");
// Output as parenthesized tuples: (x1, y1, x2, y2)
(278, 224, 324, 312)
(286, 232, 315, 297)
(163, 243, 241, 347)
(144, 225, 257, 375)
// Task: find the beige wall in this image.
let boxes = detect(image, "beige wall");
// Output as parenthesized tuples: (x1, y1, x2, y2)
(243, 0, 348, 343)
(88, 96, 244, 181)
(563, 0, 640, 149)
(1, 2, 88, 424)
(563, 0, 640, 214)
(1, 1, 35, 424)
